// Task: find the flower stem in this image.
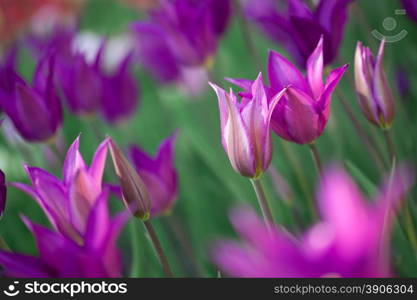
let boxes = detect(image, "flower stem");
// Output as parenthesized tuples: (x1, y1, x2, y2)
(143, 220, 173, 277)
(129, 219, 141, 277)
(233, 0, 262, 71)
(383, 129, 396, 164)
(250, 177, 274, 231)
(309, 143, 323, 176)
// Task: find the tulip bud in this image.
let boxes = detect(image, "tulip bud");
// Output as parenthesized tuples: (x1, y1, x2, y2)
(108, 139, 151, 220)
(354, 40, 395, 129)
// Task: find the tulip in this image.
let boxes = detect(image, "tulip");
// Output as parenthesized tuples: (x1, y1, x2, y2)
(109, 138, 173, 276)
(129, 133, 178, 217)
(228, 37, 348, 145)
(210, 73, 288, 178)
(355, 40, 395, 129)
(0, 55, 62, 143)
(401, 0, 417, 24)
(213, 165, 412, 277)
(57, 53, 102, 115)
(108, 139, 151, 220)
(98, 52, 139, 123)
(0, 190, 128, 277)
(243, 0, 353, 67)
(0, 169, 6, 219)
(130, 0, 231, 83)
(12, 136, 110, 243)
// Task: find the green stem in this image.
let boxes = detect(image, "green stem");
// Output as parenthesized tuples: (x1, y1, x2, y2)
(250, 177, 274, 230)
(309, 143, 323, 176)
(129, 219, 141, 277)
(143, 220, 173, 277)
(383, 129, 396, 164)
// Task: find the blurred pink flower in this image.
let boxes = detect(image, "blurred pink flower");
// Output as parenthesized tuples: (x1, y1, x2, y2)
(213, 165, 412, 277)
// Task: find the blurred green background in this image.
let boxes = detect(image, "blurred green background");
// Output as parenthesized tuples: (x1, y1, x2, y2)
(1, 0, 417, 277)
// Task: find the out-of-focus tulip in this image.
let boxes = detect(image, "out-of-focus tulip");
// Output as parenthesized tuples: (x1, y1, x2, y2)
(0, 190, 128, 277)
(0, 169, 6, 219)
(213, 165, 412, 277)
(130, 0, 231, 83)
(129, 133, 178, 217)
(109, 139, 151, 220)
(12, 136, 110, 243)
(0, 55, 62, 143)
(57, 53, 102, 115)
(97, 51, 139, 124)
(355, 40, 395, 129)
(228, 37, 348, 145)
(401, 0, 417, 24)
(243, 0, 353, 67)
(210, 73, 288, 178)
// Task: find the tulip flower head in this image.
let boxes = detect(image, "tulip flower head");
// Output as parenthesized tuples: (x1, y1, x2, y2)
(0, 55, 62, 143)
(12, 136, 110, 243)
(210, 73, 288, 178)
(355, 40, 395, 129)
(228, 37, 348, 145)
(109, 139, 151, 220)
(130, 0, 231, 83)
(213, 166, 412, 277)
(243, 0, 353, 67)
(129, 133, 178, 217)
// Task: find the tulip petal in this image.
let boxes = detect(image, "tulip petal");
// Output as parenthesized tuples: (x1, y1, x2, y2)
(0, 251, 48, 277)
(372, 40, 395, 127)
(317, 166, 369, 259)
(63, 135, 86, 185)
(307, 36, 324, 99)
(284, 87, 318, 144)
(268, 50, 309, 94)
(89, 137, 110, 186)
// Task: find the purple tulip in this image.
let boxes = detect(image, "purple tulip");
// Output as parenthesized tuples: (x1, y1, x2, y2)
(97, 51, 140, 124)
(129, 133, 178, 217)
(0, 190, 128, 277)
(0, 169, 6, 219)
(130, 0, 231, 83)
(355, 40, 395, 129)
(12, 136, 110, 243)
(213, 165, 412, 277)
(243, 0, 353, 67)
(0, 55, 62, 143)
(228, 37, 348, 145)
(210, 73, 288, 178)
(57, 53, 102, 115)
(401, 0, 417, 24)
